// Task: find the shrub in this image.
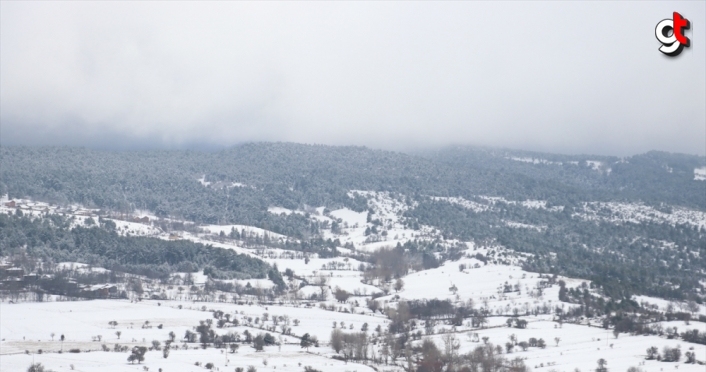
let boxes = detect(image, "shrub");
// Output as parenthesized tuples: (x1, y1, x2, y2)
(27, 363, 55, 372)
(661, 346, 681, 362)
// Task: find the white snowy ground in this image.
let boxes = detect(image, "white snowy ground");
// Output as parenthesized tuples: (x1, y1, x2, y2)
(2, 293, 704, 372)
(201, 224, 288, 240)
(3, 193, 706, 371)
(634, 295, 706, 317)
(421, 321, 706, 372)
(574, 202, 706, 230)
(56, 262, 111, 274)
(385, 259, 574, 314)
(263, 192, 445, 254)
(1, 343, 379, 372)
(0, 299, 389, 351)
(107, 219, 161, 237)
(0, 300, 388, 371)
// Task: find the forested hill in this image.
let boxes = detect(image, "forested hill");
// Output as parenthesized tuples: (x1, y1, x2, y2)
(0, 213, 274, 281)
(1, 144, 704, 234)
(1, 143, 705, 301)
(425, 147, 706, 210)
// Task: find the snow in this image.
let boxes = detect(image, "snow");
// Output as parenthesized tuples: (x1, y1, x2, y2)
(56, 262, 111, 274)
(107, 218, 161, 237)
(329, 208, 367, 227)
(228, 182, 249, 188)
(586, 160, 603, 171)
(695, 166, 706, 181)
(172, 271, 210, 286)
(0, 347, 378, 372)
(504, 220, 546, 232)
(431, 197, 490, 213)
(3, 194, 706, 371)
(382, 258, 577, 320)
(633, 295, 706, 316)
(504, 158, 607, 172)
(437, 196, 564, 213)
(421, 321, 705, 372)
(170, 233, 259, 258)
(0, 300, 386, 371)
(267, 206, 298, 216)
(0, 301, 379, 371)
(520, 200, 547, 209)
(0, 198, 97, 220)
(506, 157, 563, 166)
(575, 202, 706, 229)
(233, 279, 276, 289)
(267, 206, 349, 225)
(200, 224, 287, 240)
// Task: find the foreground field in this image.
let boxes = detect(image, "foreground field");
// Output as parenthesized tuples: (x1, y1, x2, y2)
(2, 299, 704, 372)
(2, 189, 706, 372)
(1, 344, 379, 372)
(1, 300, 388, 371)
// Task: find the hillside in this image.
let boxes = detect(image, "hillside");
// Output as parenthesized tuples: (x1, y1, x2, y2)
(1, 143, 705, 372)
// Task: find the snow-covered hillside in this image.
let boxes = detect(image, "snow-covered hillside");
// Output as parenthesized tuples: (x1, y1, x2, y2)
(2, 192, 706, 371)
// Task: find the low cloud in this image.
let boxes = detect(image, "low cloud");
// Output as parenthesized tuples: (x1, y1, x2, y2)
(1, 2, 704, 156)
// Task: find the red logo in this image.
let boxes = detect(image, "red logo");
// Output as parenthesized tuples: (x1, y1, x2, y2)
(655, 12, 691, 56)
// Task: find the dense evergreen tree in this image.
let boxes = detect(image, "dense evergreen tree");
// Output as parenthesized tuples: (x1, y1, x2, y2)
(0, 214, 270, 280)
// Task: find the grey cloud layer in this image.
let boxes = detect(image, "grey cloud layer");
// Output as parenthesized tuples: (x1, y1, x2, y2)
(1, 2, 704, 155)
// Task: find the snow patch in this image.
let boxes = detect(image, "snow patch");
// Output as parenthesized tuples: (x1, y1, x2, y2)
(506, 157, 563, 165)
(431, 196, 491, 213)
(200, 224, 287, 239)
(695, 166, 706, 181)
(504, 220, 546, 232)
(575, 202, 706, 229)
(197, 175, 211, 187)
(56, 262, 110, 273)
(329, 208, 367, 227)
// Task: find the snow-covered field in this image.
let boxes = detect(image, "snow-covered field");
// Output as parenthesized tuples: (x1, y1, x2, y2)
(1, 347, 379, 372)
(2, 287, 704, 371)
(0, 300, 387, 371)
(390, 260, 552, 303)
(3, 192, 706, 371)
(422, 321, 705, 372)
(200, 224, 288, 240)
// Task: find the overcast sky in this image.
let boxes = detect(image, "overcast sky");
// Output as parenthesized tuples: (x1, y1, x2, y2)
(1, 1, 704, 156)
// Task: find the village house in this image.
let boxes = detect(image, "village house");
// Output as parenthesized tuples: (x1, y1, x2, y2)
(80, 284, 118, 298)
(132, 216, 150, 224)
